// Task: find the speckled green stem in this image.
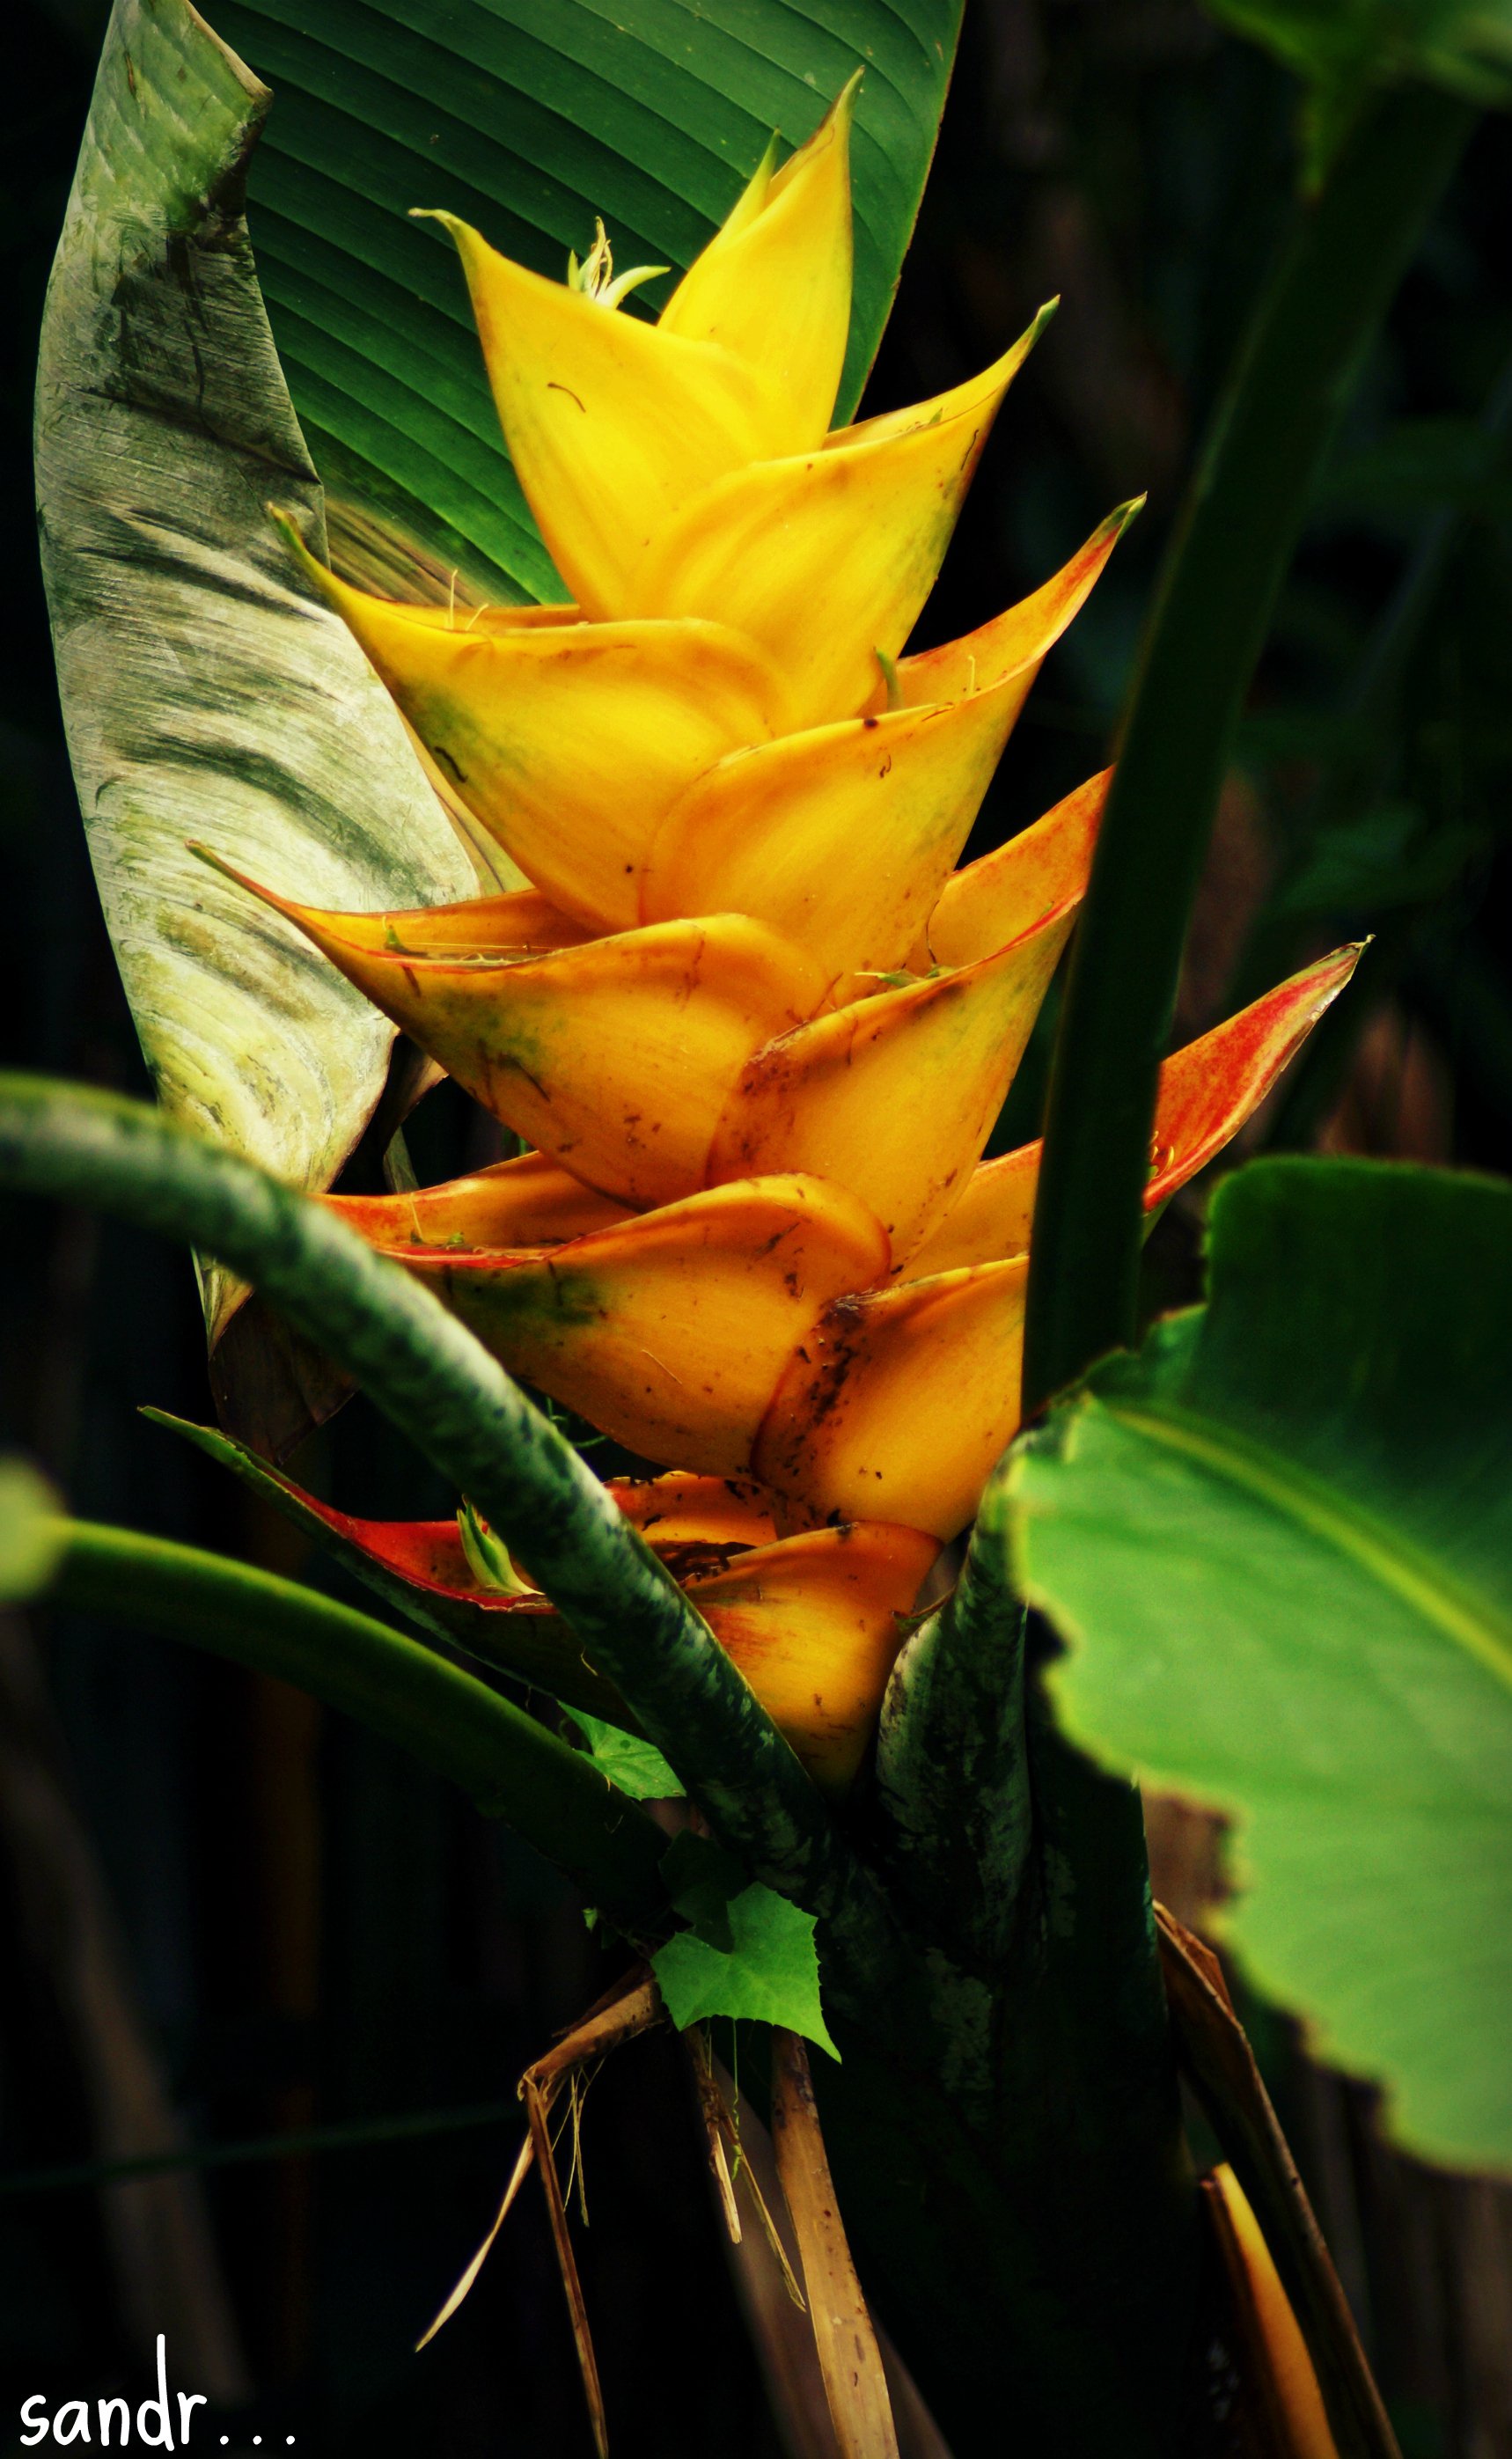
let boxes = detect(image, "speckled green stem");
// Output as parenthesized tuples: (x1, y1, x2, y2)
(875, 1472, 1031, 1964)
(0, 1074, 892, 1982)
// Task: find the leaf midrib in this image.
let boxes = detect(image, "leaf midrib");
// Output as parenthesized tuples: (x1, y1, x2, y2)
(1100, 1397, 1512, 1699)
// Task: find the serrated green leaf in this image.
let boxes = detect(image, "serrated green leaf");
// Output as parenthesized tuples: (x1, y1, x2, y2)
(564, 1708, 683, 1802)
(37, 0, 478, 1343)
(653, 1880, 839, 2058)
(203, 0, 965, 601)
(1011, 1156, 1512, 2170)
(0, 1461, 66, 1605)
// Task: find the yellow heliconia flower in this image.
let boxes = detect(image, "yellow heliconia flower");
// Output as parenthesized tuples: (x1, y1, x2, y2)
(224, 81, 1359, 1783)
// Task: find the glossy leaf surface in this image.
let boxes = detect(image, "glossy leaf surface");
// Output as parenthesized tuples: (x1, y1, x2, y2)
(1014, 1157, 1512, 2169)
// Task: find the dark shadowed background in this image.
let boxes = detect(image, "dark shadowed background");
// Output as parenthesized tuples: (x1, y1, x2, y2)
(3, 4, 1510, 2453)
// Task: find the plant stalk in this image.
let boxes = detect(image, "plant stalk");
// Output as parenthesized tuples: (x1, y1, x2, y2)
(1022, 79, 1475, 1413)
(0, 1075, 892, 1981)
(47, 1517, 668, 1927)
(874, 1470, 1031, 1964)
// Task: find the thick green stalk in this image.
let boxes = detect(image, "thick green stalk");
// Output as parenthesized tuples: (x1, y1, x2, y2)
(874, 1471, 1031, 1964)
(0, 1075, 888, 1971)
(43, 1516, 667, 1926)
(1022, 80, 1474, 1412)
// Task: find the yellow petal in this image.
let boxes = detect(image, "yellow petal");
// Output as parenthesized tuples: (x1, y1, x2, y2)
(884, 501, 1141, 713)
(923, 767, 1110, 971)
(285, 886, 593, 961)
(679, 1521, 940, 1790)
(611, 1472, 778, 1548)
(825, 298, 1055, 451)
(325, 1152, 631, 1251)
(429, 212, 787, 618)
(634, 310, 1054, 727)
(208, 859, 832, 1208)
(902, 943, 1364, 1279)
(753, 1257, 1031, 1540)
(640, 681, 1023, 982)
(1205, 2169, 1339, 2459)
(899, 1146, 1040, 1281)
(391, 1174, 892, 1475)
(658, 77, 859, 449)
(277, 520, 789, 929)
(707, 905, 1076, 1263)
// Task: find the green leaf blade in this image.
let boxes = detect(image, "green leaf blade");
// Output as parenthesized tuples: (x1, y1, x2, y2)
(36, 0, 478, 1340)
(1013, 1157, 1512, 2170)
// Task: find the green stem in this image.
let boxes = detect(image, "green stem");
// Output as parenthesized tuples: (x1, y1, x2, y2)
(1021, 80, 1475, 1413)
(0, 1075, 886, 1971)
(874, 1472, 1031, 1964)
(48, 1516, 667, 1927)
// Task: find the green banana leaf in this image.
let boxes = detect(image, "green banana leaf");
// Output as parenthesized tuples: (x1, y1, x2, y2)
(35, 0, 478, 1344)
(207, 0, 966, 600)
(1009, 1156, 1512, 2170)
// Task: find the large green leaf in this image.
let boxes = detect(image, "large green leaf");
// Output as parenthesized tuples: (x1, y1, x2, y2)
(207, 0, 965, 601)
(35, 0, 478, 1340)
(1009, 1157, 1512, 2170)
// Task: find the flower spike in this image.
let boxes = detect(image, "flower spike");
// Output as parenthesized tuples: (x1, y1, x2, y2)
(224, 76, 1369, 1783)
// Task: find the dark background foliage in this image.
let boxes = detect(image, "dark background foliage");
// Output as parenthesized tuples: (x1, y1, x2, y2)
(2, 4, 1510, 2453)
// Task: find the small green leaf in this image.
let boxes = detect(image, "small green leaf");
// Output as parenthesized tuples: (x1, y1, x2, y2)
(563, 1707, 683, 1802)
(1013, 1156, 1512, 2169)
(0, 1460, 66, 1605)
(652, 1878, 840, 2059)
